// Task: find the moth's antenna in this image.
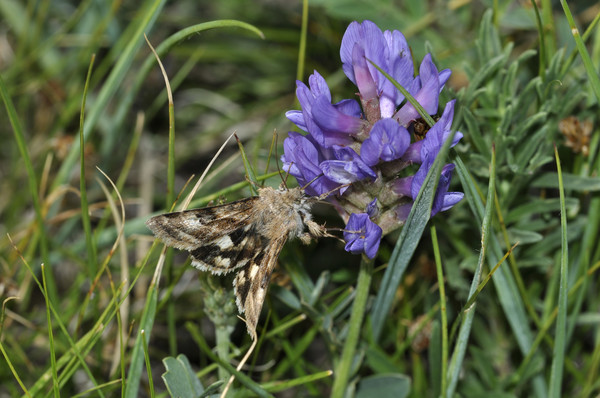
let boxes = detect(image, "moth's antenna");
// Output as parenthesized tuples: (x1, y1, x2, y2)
(299, 172, 352, 197)
(317, 182, 352, 200)
(283, 161, 292, 187)
(301, 173, 322, 191)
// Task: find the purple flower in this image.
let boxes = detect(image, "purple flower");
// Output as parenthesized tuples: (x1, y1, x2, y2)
(394, 54, 451, 126)
(341, 21, 386, 99)
(281, 132, 339, 196)
(320, 146, 376, 184)
(414, 163, 463, 216)
(392, 101, 464, 217)
(340, 21, 415, 118)
(282, 19, 464, 259)
(282, 134, 376, 195)
(286, 71, 365, 147)
(361, 118, 411, 166)
(343, 213, 382, 259)
(394, 163, 464, 217)
(401, 100, 463, 163)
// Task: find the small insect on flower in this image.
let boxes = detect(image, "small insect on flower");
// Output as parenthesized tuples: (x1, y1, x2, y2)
(146, 185, 327, 336)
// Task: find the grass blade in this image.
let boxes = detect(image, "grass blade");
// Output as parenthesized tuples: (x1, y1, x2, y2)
(331, 255, 374, 398)
(446, 145, 496, 397)
(548, 145, 568, 397)
(79, 54, 98, 277)
(559, 0, 600, 102)
(124, 284, 158, 398)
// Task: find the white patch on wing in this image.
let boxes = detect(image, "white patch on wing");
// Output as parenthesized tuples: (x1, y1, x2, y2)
(249, 264, 260, 279)
(256, 287, 265, 303)
(191, 260, 211, 272)
(214, 256, 231, 268)
(182, 218, 205, 228)
(237, 270, 246, 284)
(214, 235, 234, 250)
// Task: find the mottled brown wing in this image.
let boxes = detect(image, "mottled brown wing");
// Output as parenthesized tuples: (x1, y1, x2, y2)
(146, 197, 264, 274)
(233, 234, 288, 334)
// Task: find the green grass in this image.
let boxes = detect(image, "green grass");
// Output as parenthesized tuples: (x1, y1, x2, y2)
(1, 1, 599, 397)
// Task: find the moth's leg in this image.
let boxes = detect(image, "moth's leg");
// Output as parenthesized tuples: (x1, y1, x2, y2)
(306, 219, 328, 238)
(299, 221, 339, 244)
(299, 233, 312, 245)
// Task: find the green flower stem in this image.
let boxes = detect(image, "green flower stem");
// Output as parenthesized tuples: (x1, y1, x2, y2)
(215, 322, 232, 381)
(431, 225, 448, 396)
(331, 255, 374, 398)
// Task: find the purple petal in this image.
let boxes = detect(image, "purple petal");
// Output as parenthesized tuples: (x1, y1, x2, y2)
(401, 140, 423, 163)
(366, 198, 379, 218)
(361, 21, 387, 87)
(321, 160, 372, 184)
(431, 164, 455, 215)
(393, 54, 441, 125)
(309, 96, 364, 147)
(321, 147, 376, 183)
(383, 29, 410, 60)
(343, 213, 382, 259)
(340, 21, 363, 75)
(364, 219, 383, 259)
(308, 71, 332, 101)
(420, 100, 461, 161)
(361, 118, 410, 166)
(438, 68, 452, 91)
(286, 110, 307, 130)
(392, 176, 413, 197)
(379, 29, 414, 117)
(409, 161, 461, 216)
(282, 132, 338, 196)
(352, 44, 378, 100)
(340, 21, 387, 90)
(334, 99, 363, 119)
(295, 81, 314, 115)
(442, 192, 464, 211)
(411, 159, 430, 200)
(395, 203, 412, 222)
(379, 54, 415, 118)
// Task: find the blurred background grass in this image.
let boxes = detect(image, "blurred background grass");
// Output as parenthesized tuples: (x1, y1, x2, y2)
(1, 0, 599, 397)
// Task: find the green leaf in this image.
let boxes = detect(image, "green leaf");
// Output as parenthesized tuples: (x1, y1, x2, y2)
(162, 354, 204, 398)
(270, 284, 301, 310)
(199, 381, 225, 398)
(365, 346, 401, 374)
(505, 198, 579, 224)
(355, 374, 411, 398)
(506, 228, 544, 244)
(532, 173, 600, 191)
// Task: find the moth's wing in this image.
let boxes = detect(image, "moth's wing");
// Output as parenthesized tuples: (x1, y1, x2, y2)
(146, 197, 261, 274)
(233, 234, 288, 335)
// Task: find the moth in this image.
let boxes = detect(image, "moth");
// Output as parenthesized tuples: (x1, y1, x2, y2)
(146, 185, 327, 335)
